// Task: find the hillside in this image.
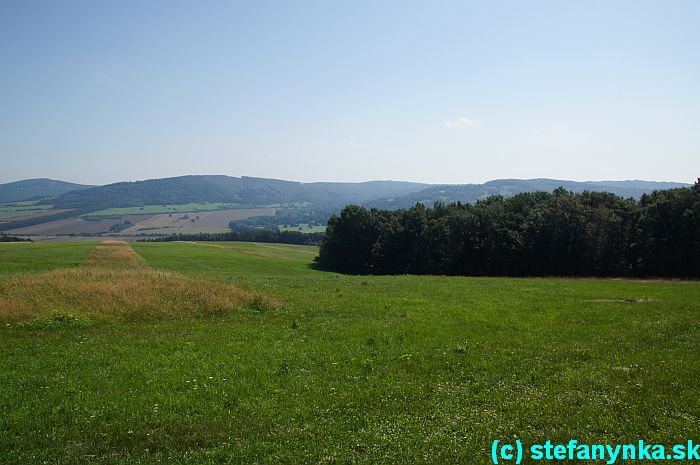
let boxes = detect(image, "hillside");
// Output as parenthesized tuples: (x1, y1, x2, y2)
(2, 175, 692, 237)
(0, 178, 92, 203)
(45, 175, 428, 210)
(42, 176, 691, 213)
(368, 178, 691, 209)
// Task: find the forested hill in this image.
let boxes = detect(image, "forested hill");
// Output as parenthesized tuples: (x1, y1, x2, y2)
(44, 175, 428, 210)
(318, 182, 700, 278)
(0, 178, 92, 203)
(38, 176, 690, 212)
(369, 179, 690, 209)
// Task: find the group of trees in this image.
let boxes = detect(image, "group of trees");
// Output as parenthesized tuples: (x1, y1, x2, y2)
(0, 235, 32, 242)
(317, 181, 700, 278)
(229, 207, 333, 232)
(143, 229, 324, 245)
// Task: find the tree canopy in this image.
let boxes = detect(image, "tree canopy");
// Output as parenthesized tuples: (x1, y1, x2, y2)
(317, 181, 700, 278)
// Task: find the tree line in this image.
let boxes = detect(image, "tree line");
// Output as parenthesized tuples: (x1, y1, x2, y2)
(141, 229, 324, 245)
(0, 235, 32, 242)
(317, 181, 700, 278)
(228, 207, 334, 232)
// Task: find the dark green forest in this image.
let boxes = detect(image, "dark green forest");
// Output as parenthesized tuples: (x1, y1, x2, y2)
(0, 235, 32, 242)
(0, 178, 91, 203)
(142, 229, 324, 245)
(43, 176, 426, 210)
(317, 181, 700, 278)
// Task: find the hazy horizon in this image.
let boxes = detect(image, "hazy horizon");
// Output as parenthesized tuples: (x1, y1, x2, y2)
(2, 1, 698, 185)
(0, 173, 694, 188)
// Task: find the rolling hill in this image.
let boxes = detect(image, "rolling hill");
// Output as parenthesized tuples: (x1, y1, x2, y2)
(43, 175, 429, 210)
(368, 178, 691, 209)
(0, 178, 93, 203)
(1, 175, 692, 237)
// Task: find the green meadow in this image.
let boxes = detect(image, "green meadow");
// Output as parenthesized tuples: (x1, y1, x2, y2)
(0, 241, 698, 464)
(87, 203, 241, 216)
(278, 223, 327, 233)
(0, 200, 54, 218)
(0, 241, 96, 277)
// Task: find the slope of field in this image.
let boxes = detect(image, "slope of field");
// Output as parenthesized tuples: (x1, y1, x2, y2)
(122, 208, 275, 234)
(87, 202, 239, 216)
(0, 208, 71, 223)
(2, 208, 275, 237)
(0, 200, 54, 216)
(0, 241, 698, 463)
(0, 241, 96, 277)
(4, 216, 146, 235)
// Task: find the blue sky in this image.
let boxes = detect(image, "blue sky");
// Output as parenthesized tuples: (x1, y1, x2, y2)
(1, 1, 698, 185)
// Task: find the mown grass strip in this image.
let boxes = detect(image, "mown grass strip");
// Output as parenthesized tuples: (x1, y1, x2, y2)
(84, 240, 148, 268)
(0, 241, 279, 323)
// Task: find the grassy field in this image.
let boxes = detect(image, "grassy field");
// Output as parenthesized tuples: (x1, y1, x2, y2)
(0, 241, 96, 277)
(0, 241, 698, 464)
(120, 209, 276, 235)
(126, 226, 233, 235)
(88, 203, 247, 216)
(278, 223, 327, 233)
(0, 200, 54, 218)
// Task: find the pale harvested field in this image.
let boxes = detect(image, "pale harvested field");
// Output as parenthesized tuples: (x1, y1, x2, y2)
(6, 215, 153, 235)
(0, 209, 72, 224)
(122, 208, 275, 233)
(6, 218, 119, 235)
(11, 234, 160, 242)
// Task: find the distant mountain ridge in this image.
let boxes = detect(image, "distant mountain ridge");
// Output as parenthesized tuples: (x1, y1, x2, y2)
(1, 176, 690, 212)
(368, 178, 691, 209)
(0, 178, 93, 203)
(1, 175, 693, 236)
(44, 175, 429, 210)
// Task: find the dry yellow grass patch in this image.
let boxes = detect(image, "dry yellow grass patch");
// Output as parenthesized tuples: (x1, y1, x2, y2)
(0, 241, 279, 323)
(84, 240, 147, 268)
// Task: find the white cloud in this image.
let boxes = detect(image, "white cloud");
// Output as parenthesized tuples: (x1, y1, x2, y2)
(445, 116, 479, 129)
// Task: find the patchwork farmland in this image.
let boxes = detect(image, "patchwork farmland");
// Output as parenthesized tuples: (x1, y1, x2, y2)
(1, 205, 276, 237)
(120, 208, 276, 234)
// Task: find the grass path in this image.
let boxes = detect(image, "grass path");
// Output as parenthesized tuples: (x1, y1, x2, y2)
(84, 240, 148, 268)
(0, 241, 276, 323)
